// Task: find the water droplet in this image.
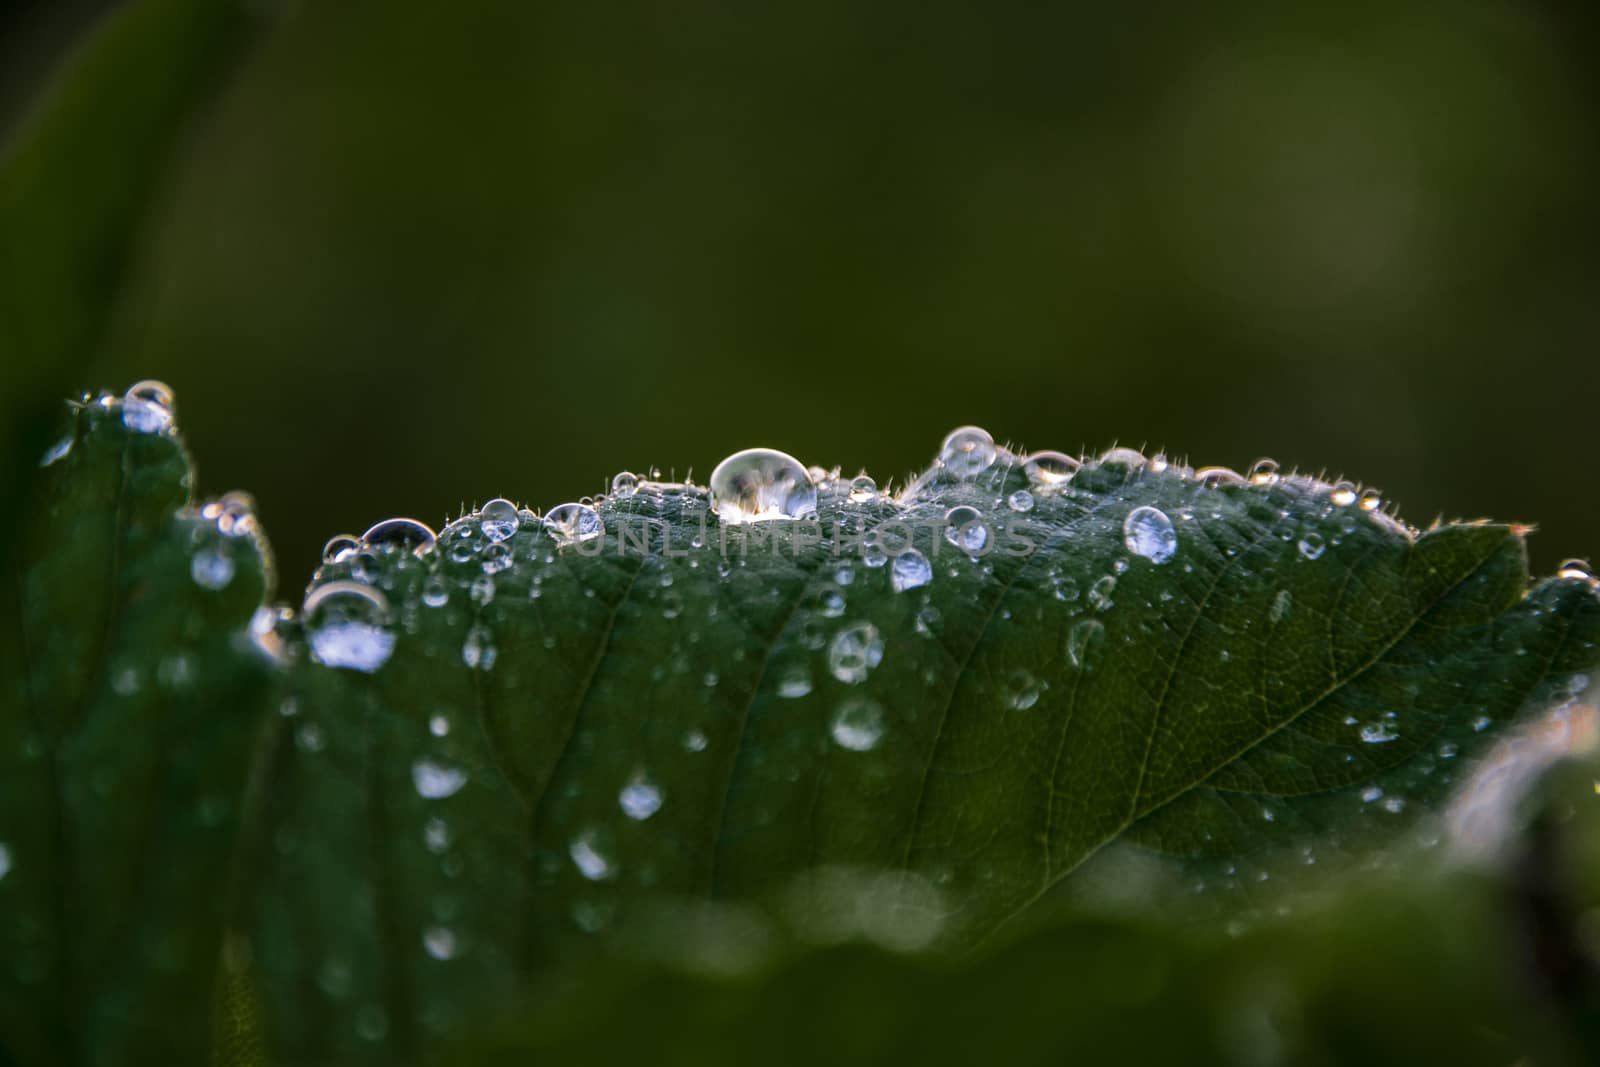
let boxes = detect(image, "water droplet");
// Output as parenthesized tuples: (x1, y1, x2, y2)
(422, 575, 449, 608)
(428, 714, 450, 738)
(1006, 669, 1041, 710)
(828, 622, 884, 684)
(1269, 589, 1292, 623)
(1358, 490, 1382, 513)
(618, 773, 663, 820)
(461, 624, 497, 671)
(361, 518, 438, 557)
(683, 729, 709, 752)
(422, 926, 458, 961)
(848, 475, 877, 503)
(610, 471, 638, 498)
(1066, 619, 1106, 671)
(1297, 532, 1326, 560)
(914, 605, 942, 637)
(191, 548, 235, 590)
(424, 817, 451, 853)
(122, 380, 175, 434)
(0, 843, 10, 882)
(1329, 482, 1358, 507)
(544, 503, 604, 544)
(1088, 575, 1116, 612)
(709, 448, 817, 523)
(1360, 786, 1384, 803)
(1557, 558, 1594, 581)
(1359, 722, 1398, 744)
(304, 582, 395, 672)
(478, 498, 519, 542)
(412, 758, 468, 799)
(1007, 489, 1034, 513)
(40, 436, 72, 467)
(777, 666, 813, 699)
(570, 831, 615, 881)
(1123, 506, 1177, 564)
(943, 506, 989, 553)
(891, 549, 933, 593)
(1248, 458, 1280, 486)
(323, 534, 361, 564)
(831, 698, 886, 751)
(1023, 450, 1080, 488)
(1100, 447, 1147, 469)
(938, 426, 997, 478)
(1195, 466, 1245, 488)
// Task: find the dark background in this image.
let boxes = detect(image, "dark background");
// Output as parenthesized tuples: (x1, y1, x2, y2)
(6, 0, 1598, 593)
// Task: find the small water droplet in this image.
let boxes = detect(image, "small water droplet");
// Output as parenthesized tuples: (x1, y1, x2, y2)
(939, 426, 997, 478)
(1195, 466, 1245, 488)
(1329, 482, 1358, 507)
(709, 448, 817, 523)
(570, 831, 615, 881)
(461, 624, 497, 671)
(1269, 589, 1292, 623)
(428, 714, 450, 737)
(422, 575, 449, 608)
(1022, 450, 1080, 488)
(362, 518, 438, 557)
(1007, 489, 1034, 513)
(122, 380, 175, 434)
(478, 498, 520, 542)
(618, 773, 663, 820)
(1361, 786, 1384, 803)
(40, 436, 73, 467)
(610, 471, 638, 498)
(777, 666, 813, 698)
(424, 817, 451, 853)
(828, 622, 884, 684)
(323, 534, 361, 564)
(0, 842, 10, 882)
(1123, 506, 1177, 564)
(1088, 575, 1116, 612)
(1557, 558, 1594, 581)
(831, 698, 886, 751)
(412, 758, 468, 799)
(848, 475, 877, 503)
(915, 605, 942, 637)
(191, 547, 235, 590)
(1006, 669, 1041, 710)
(891, 549, 933, 593)
(1358, 490, 1382, 513)
(1066, 619, 1106, 671)
(1248, 458, 1280, 486)
(304, 582, 395, 672)
(943, 505, 989, 553)
(1359, 722, 1398, 744)
(422, 926, 458, 961)
(1297, 532, 1326, 560)
(683, 729, 709, 752)
(545, 502, 604, 544)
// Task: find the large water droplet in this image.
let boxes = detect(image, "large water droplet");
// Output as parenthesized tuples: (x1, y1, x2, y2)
(831, 698, 886, 751)
(361, 518, 438, 557)
(828, 622, 884, 684)
(304, 582, 395, 672)
(938, 426, 997, 478)
(1066, 618, 1106, 671)
(1023, 450, 1080, 488)
(411, 758, 468, 799)
(891, 549, 933, 593)
(122, 380, 175, 434)
(478, 498, 520, 543)
(618, 773, 663, 820)
(1123, 506, 1177, 564)
(544, 503, 603, 545)
(191, 548, 235, 590)
(709, 448, 817, 523)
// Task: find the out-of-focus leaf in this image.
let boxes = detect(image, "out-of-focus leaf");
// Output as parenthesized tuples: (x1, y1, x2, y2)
(0, 397, 276, 1064)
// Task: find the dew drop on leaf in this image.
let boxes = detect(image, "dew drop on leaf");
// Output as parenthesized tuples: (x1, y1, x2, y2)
(478, 498, 519, 543)
(362, 517, 438, 557)
(891, 549, 933, 593)
(544, 502, 604, 544)
(1022, 450, 1080, 488)
(304, 581, 395, 672)
(1006, 669, 1041, 710)
(828, 622, 884, 684)
(569, 831, 616, 881)
(121, 379, 175, 434)
(618, 773, 664, 820)
(831, 698, 886, 751)
(1007, 489, 1034, 513)
(610, 471, 638, 498)
(944, 506, 989, 553)
(421, 575, 449, 608)
(422, 926, 458, 961)
(708, 448, 818, 524)
(848, 475, 877, 503)
(190, 548, 234, 590)
(322, 534, 360, 564)
(1066, 618, 1106, 671)
(1297, 532, 1326, 560)
(1123, 506, 1177, 564)
(411, 758, 468, 799)
(938, 426, 997, 478)
(777, 666, 813, 699)
(1269, 589, 1292, 624)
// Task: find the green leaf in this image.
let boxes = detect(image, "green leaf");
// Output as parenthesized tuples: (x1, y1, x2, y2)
(2, 399, 276, 1064)
(9, 398, 1600, 1063)
(245, 432, 1597, 1060)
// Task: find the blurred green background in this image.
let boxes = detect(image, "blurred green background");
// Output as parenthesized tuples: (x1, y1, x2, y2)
(6, 0, 1598, 593)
